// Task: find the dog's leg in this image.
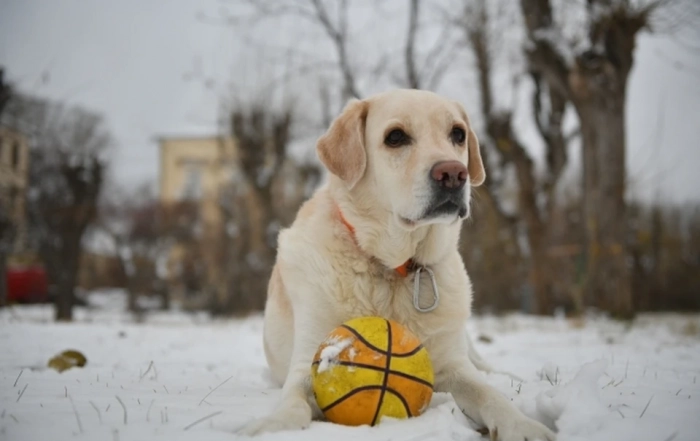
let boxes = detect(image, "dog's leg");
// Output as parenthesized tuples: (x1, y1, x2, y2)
(304, 374, 324, 419)
(238, 318, 332, 435)
(434, 334, 556, 441)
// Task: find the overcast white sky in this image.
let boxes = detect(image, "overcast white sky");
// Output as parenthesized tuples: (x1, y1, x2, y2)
(1, 0, 699, 203)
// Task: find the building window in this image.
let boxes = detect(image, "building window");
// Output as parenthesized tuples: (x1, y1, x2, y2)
(180, 166, 203, 201)
(12, 141, 20, 170)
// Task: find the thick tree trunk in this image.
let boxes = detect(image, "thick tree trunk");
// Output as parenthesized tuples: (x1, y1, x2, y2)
(577, 97, 632, 317)
(54, 283, 74, 320)
(0, 214, 14, 308)
(518, 0, 646, 317)
(53, 235, 82, 321)
(529, 245, 555, 314)
(54, 266, 75, 321)
(0, 251, 7, 307)
(464, 2, 563, 315)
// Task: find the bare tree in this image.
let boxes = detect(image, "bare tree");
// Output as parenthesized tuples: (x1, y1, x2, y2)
(219, 0, 361, 101)
(98, 184, 168, 314)
(216, 0, 455, 98)
(516, 0, 696, 317)
(5, 95, 111, 320)
(206, 0, 700, 317)
(449, 0, 575, 314)
(200, 100, 322, 314)
(211, 101, 298, 313)
(308, 0, 360, 100)
(403, 0, 459, 90)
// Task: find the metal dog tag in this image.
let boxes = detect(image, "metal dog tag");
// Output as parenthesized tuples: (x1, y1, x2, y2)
(413, 266, 439, 313)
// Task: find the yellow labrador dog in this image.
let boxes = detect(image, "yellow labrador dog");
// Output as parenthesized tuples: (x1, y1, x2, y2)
(239, 89, 555, 441)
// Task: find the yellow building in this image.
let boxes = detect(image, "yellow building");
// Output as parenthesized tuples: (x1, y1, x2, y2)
(157, 135, 239, 307)
(159, 136, 237, 205)
(0, 127, 29, 253)
(157, 134, 315, 310)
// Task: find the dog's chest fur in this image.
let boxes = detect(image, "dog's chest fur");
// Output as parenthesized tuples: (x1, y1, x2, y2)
(327, 246, 473, 343)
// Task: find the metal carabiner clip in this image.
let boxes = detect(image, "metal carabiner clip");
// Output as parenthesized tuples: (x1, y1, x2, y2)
(413, 265, 439, 313)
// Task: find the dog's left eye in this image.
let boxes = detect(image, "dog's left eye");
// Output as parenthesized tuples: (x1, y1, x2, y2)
(451, 127, 466, 145)
(385, 129, 410, 147)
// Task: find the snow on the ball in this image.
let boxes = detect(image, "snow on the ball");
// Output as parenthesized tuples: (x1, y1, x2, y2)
(317, 336, 354, 373)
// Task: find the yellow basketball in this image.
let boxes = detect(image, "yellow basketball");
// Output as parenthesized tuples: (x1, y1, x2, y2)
(311, 316, 434, 426)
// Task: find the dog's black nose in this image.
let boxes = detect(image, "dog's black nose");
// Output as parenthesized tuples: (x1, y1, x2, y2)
(430, 161, 467, 191)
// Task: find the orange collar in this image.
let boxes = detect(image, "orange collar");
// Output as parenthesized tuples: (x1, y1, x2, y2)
(337, 207, 416, 278)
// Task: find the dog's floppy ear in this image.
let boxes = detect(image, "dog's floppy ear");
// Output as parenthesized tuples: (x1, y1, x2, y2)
(454, 101, 486, 187)
(316, 99, 368, 189)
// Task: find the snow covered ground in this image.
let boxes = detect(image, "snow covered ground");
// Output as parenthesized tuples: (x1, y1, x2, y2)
(1, 290, 699, 441)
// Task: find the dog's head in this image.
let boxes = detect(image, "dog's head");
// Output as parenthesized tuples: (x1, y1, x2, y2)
(317, 89, 485, 229)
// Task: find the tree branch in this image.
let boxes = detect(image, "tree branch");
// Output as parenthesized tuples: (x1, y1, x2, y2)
(464, 0, 545, 239)
(405, 0, 421, 89)
(531, 72, 568, 217)
(310, 0, 361, 99)
(519, 0, 572, 97)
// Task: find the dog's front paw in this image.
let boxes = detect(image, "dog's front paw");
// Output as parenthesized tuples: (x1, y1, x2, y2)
(488, 416, 555, 441)
(237, 399, 312, 436)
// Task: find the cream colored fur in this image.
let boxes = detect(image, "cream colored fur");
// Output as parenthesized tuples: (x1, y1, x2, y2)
(239, 89, 555, 441)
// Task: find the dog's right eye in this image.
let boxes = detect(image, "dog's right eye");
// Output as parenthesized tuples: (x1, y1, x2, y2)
(384, 129, 409, 147)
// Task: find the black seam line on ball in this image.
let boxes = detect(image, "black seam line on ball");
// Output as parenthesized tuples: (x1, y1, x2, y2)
(385, 387, 413, 417)
(371, 319, 392, 426)
(340, 324, 424, 357)
(319, 385, 383, 413)
(312, 359, 434, 390)
(340, 324, 389, 355)
(391, 345, 425, 358)
(386, 370, 434, 389)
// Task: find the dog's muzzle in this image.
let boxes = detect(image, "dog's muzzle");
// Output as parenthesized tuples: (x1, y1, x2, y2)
(421, 161, 468, 219)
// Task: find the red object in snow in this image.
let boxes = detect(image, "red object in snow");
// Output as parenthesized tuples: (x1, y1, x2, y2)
(6, 266, 49, 303)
